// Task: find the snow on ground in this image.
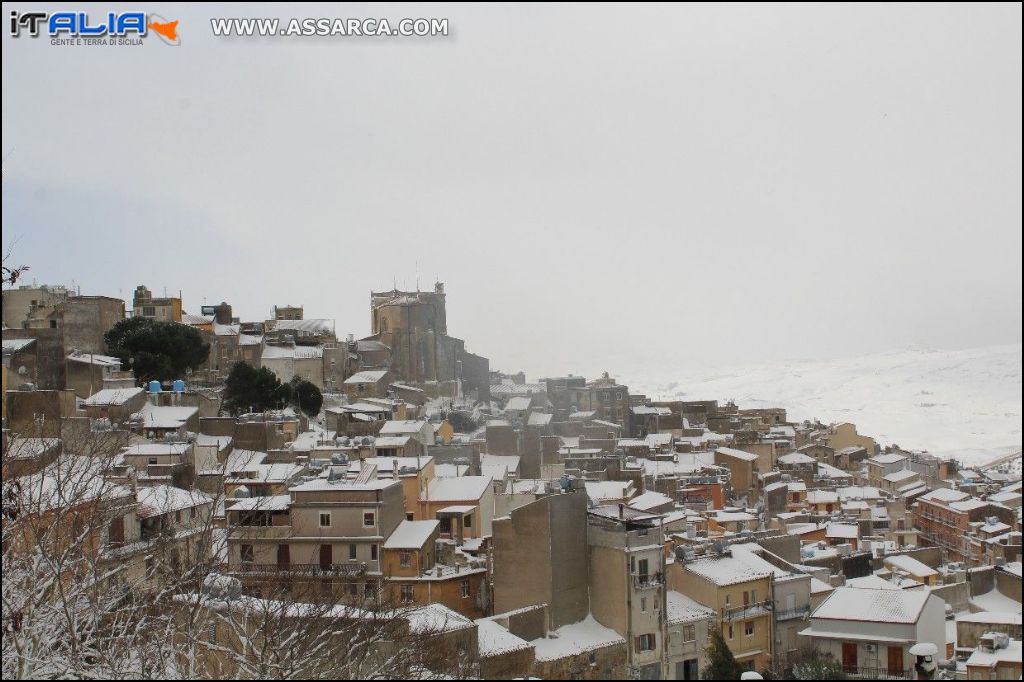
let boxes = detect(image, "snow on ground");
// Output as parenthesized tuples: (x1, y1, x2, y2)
(623, 344, 1021, 466)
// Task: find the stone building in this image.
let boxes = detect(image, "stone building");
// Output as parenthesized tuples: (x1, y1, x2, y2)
(132, 285, 182, 322)
(364, 283, 489, 401)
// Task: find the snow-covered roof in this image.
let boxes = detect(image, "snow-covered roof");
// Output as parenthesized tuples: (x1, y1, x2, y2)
(884, 554, 938, 577)
(584, 480, 635, 503)
(811, 586, 931, 624)
(826, 523, 859, 539)
(628, 491, 674, 511)
(476, 619, 533, 657)
(4, 437, 60, 460)
(344, 369, 389, 384)
(226, 495, 291, 512)
(817, 462, 852, 479)
(137, 485, 212, 518)
(505, 396, 532, 411)
(884, 469, 920, 482)
(67, 351, 122, 367)
(384, 520, 439, 549)
(845, 575, 909, 591)
(527, 412, 553, 426)
(867, 454, 908, 465)
(379, 420, 429, 435)
(130, 403, 197, 429)
(290, 477, 397, 493)
(716, 446, 759, 461)
(964, 638, 1022, 667)
(684, 553, 773, 586)
(2, 338, 35, 352)
(778, 451, 817, 465)
(14, 455, 132, 513)
(84, 387, 143, 406)
(271, 318, 335, 334)
(919, 487, 970, 504)
(434, 463, 469, 478)
(423, 476, 491, 502)
(666, 590, 717, 624)
(807, 490, 839, 504)
(531, 614, 626, 661)
(958, 611, 1022, 625)
(122, 442, 190, 457)
(373, 436, 412, 449)
(837, 485, 881, 500)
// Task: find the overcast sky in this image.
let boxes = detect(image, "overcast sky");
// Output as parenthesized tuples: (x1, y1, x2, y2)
(3, 3, 1021, 379)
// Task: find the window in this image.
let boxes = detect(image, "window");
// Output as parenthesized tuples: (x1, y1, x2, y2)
(744, 622, 755, 637)
(588, 652, 597, 666)
(148, 457, 158, 466)
(460, 580, 470, 598)
(400, 551, 411, 568)
(142, 306, 156, 317)
(728, 624, 734, 640)
(240, 544, 254, 564)
(349, 544, 357, 560)
(464, 514, 473, 529)
(683, 624, 695, 642)
(401, 584, 414, 603)
(638, 558, 649, 578)
(406, 512, 415, 521)
(363, 511, 376, 527)
(370, 544, 378, 561)
(319, 512, 331, 527)
(641, 597, 648, 612)
(636, 634, 656, 651)
(751, 589, 757, 603)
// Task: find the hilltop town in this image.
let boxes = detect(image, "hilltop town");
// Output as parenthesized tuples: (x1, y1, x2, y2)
(2, 282, 1021, 680)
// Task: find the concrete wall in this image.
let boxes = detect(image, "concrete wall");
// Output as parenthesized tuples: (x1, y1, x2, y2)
(492, 491, 589, 629)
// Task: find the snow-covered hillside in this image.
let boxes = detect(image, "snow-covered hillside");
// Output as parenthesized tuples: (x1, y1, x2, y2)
(622, 344, 1022, 466)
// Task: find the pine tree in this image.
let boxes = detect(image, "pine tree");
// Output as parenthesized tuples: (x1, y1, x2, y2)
(702, 628, 745, 680)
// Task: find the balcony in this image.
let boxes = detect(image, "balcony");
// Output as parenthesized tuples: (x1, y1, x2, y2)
(227, 562, 368, 577)
(773, 605, 811, 622)
(632, 573, 665, 590)
(841, 665, 911, 680)
(722, 600, 772, 621)
(227, 525, 293, 540)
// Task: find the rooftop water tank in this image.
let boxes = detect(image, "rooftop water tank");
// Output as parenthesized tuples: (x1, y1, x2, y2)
(147, 380, 161, 393)
(172, 379, 185, 393)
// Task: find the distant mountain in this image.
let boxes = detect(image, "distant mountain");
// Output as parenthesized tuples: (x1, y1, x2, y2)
(624, 344, 1022, 466)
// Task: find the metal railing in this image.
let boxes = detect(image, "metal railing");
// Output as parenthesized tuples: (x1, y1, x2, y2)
(722, 600, 772, 621)
(841, 665, 911, 680)
(773, 605, 810, 622)
(227, 562, 368, 577)
(632, 573, 665, 590)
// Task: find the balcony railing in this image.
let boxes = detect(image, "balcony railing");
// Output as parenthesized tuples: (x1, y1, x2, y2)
(841, 665, 911, 680)
(632, 573, 665, 590)
(722, 600, 772, 621)
(773, 605, 811, 622)
(227, 562, 368, 577)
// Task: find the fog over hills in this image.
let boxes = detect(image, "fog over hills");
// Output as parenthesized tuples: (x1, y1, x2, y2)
(621, 344, 1022, 465)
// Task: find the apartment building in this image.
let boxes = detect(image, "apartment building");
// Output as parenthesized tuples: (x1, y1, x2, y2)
(669, 547, 773, 671)
(587, 504, 669, 680)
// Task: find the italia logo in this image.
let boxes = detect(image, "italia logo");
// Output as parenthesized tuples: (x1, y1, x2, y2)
(9, 11, 180, 45)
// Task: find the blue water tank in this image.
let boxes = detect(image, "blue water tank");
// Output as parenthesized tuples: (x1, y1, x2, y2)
(147, 380, 161, 393)
(172, 379, 185, 393)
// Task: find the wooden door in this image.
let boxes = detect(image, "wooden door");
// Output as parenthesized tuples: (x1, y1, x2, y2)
(841, 642, 857, 671)
(108, 516, 124, 546)
(887, 646, 903, 675)
(319, 543, 332, 568)
(277, 544, 290, 567)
